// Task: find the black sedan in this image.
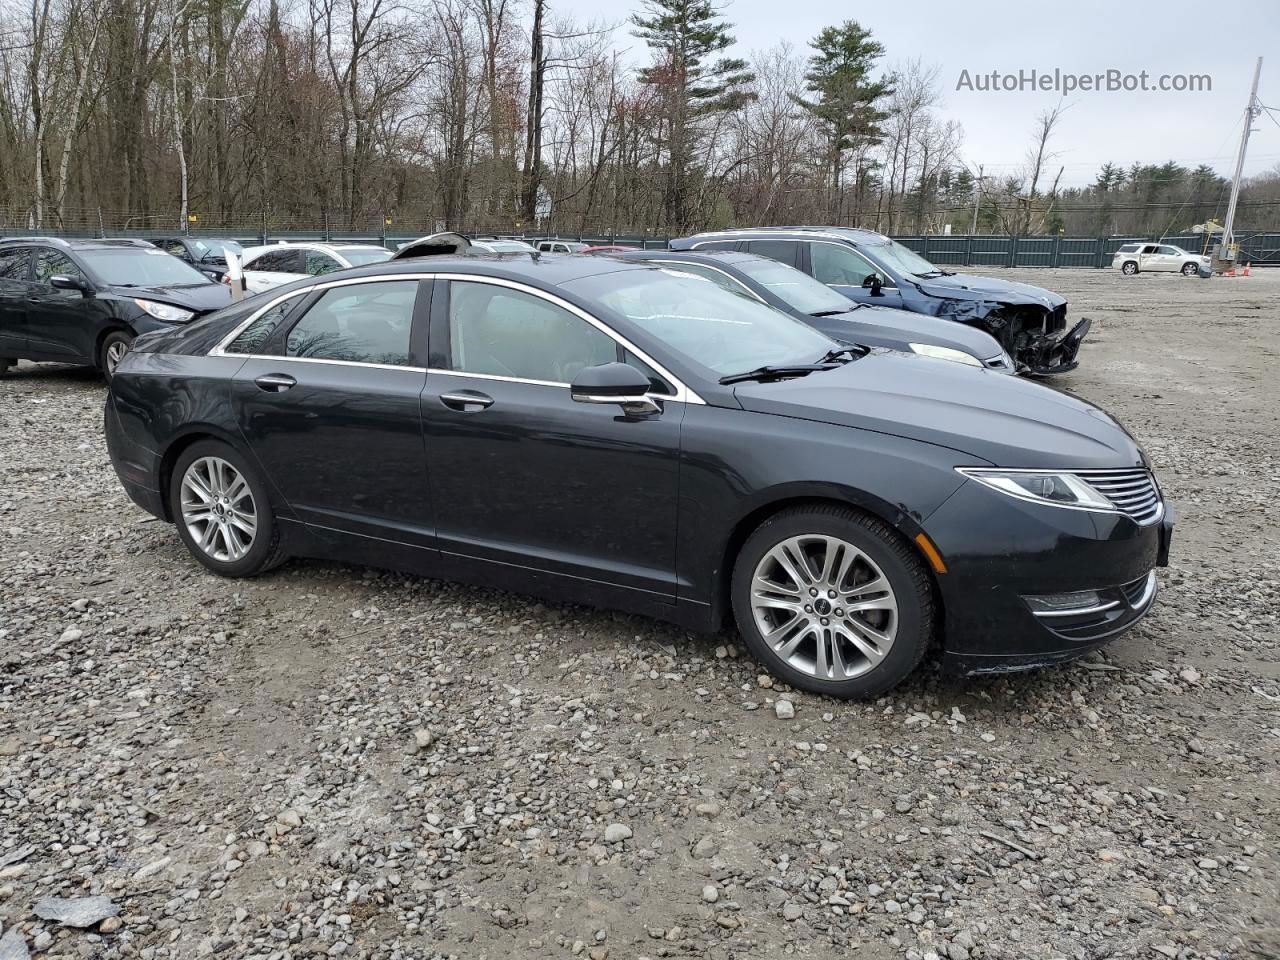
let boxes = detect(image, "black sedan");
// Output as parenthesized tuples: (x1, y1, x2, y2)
(0, 238, 232, 379)
(105, 255, 1172, 697)
(614, 249, 1014, 372)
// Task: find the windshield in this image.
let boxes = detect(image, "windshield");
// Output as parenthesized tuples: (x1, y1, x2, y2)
(79, 249, 213, 286)
(564, 268, 835, 377)
(866, 239, 942, 277)
(338, 247, 393, 266)
(736, 259, 854, 314)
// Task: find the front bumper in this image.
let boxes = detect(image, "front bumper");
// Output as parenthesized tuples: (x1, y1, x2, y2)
(925, 480, 1172, 675)
(1021, 317, 1091, 376)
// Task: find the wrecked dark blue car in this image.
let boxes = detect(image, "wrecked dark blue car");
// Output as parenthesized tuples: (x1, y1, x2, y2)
(670, 227, 1091, 375)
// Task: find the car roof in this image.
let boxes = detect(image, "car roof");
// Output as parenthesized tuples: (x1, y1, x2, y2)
(0, 236, 155, 251)
(619, 249, 758, 267)
(676, 226, 892, 246)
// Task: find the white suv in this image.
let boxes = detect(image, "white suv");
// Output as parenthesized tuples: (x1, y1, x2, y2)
(237, 242, 392, 294)
(1113, 243, 1208, 277)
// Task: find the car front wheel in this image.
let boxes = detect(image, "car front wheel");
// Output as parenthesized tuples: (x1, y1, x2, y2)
(99, 331, 134, 380)
(1121, 261, 1138, 275)
(732, 506, 935, 698)
(1181, 262, 1199, 276)
(169, 440, 285, 577)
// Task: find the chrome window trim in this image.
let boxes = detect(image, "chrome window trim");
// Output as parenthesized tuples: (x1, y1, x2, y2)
(437, 273, 702, 405)
(208, 272, 705, 404)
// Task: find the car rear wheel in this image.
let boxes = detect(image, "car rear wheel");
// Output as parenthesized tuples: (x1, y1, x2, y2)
(99, 331, 134, 380)
(1121, 261, 1138, 275)
(1180, 262, 1199, 276)
(170, 440, 285, 577)
(732, 506, 935, 698)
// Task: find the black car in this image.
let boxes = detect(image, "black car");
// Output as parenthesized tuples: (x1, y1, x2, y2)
(0, 237, 232, 379)
(148, 236, 245, 281)
(105, 255, 1171, 697)
(670, 227, 1091, 375)
(614, 249, 1013, 372)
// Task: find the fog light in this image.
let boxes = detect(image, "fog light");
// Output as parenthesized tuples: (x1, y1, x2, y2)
(1024, 589, 1115, 616)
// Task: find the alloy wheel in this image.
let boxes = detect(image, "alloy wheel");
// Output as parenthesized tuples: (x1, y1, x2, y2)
(180, 456, 258, 562)
(104, 339, 129, 376)
(749, 534, 898, 681)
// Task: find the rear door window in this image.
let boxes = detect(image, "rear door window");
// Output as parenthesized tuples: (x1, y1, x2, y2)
(249, 249, 303, 273)
(284, 280, 418, 366)
(744, 240, 801, 268)
(305, 251, 343, 276)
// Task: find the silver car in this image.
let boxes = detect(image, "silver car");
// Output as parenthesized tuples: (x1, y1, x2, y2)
(1113, 242, 1208, 276)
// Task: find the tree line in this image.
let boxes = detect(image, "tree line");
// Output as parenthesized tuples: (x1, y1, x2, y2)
(3, 0, 1278, 237)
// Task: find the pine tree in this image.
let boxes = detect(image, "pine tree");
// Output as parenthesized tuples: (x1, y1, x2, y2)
(632, 0, 754, 230)
(792, 21, 890, 221)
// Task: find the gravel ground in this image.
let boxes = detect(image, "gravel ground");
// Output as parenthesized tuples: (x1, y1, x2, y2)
(1, 267, 1277, 960)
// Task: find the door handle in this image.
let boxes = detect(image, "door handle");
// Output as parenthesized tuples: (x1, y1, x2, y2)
(440, 390, 494, 411)
(254, 373, 296, 392)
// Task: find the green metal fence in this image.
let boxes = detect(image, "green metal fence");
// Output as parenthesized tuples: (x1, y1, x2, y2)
(894, 233, 1280, 268)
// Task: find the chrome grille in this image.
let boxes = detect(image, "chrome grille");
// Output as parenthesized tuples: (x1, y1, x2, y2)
(1072, 469, 1162, 524)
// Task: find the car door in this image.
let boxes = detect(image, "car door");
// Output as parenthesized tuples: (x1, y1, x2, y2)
(420, 277, 685, 601)
(0, 246, 34, 358)
(807, 241, 903, 309)
(228, 277, 435, 547)
(26, 248, 94, 362)
(1137, 244, 1161, 271)
(243, 248, 304, 293)
(1157, 245, 1183, 271)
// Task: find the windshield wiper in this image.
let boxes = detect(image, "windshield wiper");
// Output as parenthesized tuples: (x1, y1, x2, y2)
(809, 307, 861, 317)
(816, 346, 862, 364)
(718, 363, 835, 385)
(914, 269, 953, 278)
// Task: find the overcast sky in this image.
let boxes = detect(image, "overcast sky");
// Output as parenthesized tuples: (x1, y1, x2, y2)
(554, 0, 1280, 189)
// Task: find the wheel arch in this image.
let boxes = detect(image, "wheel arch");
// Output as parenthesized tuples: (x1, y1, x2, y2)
(94, 324, 135, 370)
(156, 424, 253, 521)
(711, 488, 945, 632)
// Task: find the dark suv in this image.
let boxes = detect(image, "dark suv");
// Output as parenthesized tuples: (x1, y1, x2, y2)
(671, 227, 1090, 375)
(0, 238, 232, 379)
(147, 236, 245, 281)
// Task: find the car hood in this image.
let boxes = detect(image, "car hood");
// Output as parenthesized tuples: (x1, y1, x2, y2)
(112, 282, 232, 314)
(731, 350, 1143, 469)
(819, 305, 1003, 358)
(908, 272, 1066, 309)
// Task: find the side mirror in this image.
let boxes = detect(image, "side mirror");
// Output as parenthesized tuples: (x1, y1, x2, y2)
(861, 274, 884, 296)
(570, 362, 659, 416)
(50, 274, 89, 294)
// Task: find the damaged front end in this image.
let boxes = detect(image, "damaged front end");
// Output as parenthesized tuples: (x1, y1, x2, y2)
(933, 297, 1090, 376)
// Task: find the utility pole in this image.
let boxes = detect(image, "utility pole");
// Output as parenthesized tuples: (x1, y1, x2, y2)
(969, 165, 984, 235)
(1221, 57, 1263, 263)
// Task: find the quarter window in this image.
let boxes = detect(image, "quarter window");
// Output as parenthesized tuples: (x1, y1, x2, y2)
(224, 300, 295, 355)
(285, 280, 417, 365)
(810, 243, 883, 287)
(447, 281, 617, 383)
(249, 249, 302, 273)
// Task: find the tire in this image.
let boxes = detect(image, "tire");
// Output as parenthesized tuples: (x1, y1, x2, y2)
(1121, 261, 1138, 276)
(1181, 262, 1198, 276)
(731, 505, 935, 699)
(99, 330, 134, 381)
(0, 358, 14, 376)
(169, 439, 286, 577)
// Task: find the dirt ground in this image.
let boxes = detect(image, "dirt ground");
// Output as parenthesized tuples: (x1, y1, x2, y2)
(0, 267, 1277, 960)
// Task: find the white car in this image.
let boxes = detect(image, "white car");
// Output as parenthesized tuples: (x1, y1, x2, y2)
(237, 242, 393, 294)
(534, 239, 589, 254)
(472, 238, 537, 254)
(1113, 242, 1208, 277)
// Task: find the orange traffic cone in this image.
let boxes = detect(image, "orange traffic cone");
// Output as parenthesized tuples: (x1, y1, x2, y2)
(1243, 262, 1251, 276)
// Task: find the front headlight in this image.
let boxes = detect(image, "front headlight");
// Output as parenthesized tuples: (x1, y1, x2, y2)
(133, 298, 195, 323)
(908, 343, 983, 367)
(956, 468, 1116, 512)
